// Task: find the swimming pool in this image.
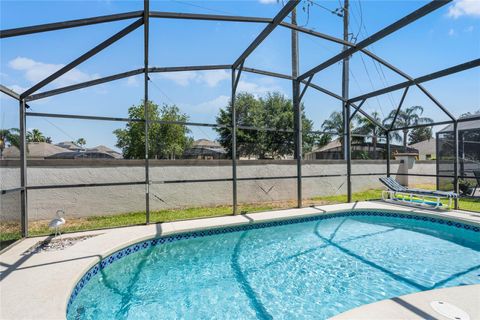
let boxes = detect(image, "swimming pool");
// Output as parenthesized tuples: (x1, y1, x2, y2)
(67, 210, 480, 319)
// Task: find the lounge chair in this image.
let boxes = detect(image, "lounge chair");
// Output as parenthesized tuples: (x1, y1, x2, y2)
(379, 177, 458, 209)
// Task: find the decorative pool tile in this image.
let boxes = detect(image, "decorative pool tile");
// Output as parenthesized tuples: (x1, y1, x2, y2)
(66, 209, 479, 315)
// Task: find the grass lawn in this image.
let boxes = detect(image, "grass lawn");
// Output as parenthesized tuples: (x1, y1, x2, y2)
(2, 189, 479, 247)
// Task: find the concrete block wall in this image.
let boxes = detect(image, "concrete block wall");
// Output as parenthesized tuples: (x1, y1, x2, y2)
(0, 159, 437, 220)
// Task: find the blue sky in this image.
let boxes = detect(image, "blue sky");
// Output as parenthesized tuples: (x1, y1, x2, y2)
(1, 0, 479, 150)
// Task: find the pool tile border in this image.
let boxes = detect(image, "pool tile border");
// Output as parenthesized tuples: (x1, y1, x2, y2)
(66, 209, 480, 316)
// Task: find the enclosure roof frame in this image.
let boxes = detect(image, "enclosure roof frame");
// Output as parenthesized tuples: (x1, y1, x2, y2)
(1, 0, 479, 129)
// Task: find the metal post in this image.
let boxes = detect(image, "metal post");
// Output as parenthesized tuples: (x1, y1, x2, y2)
(143, 0, 150, 223)
(342, 0, 351, 203)
(293, 81, 302, 208)
(231, 68, 238, 214)
(453, 121, 459, 209)
(345, 105, 352, 202)
(435, 131, 440, 190)
(291, 7, 302, 208)
(19, 99, 28, 237)
(386, 131, 391, 177)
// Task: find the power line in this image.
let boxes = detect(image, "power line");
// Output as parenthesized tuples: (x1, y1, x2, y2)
(149, 77, 177, 105)
(171, 0, 232, 15)
(307, 0, 344, 17)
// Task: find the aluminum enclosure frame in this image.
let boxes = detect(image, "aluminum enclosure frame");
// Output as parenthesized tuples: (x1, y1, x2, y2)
(1, 0, 479, 237)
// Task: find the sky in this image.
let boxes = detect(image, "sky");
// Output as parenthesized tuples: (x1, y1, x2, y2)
(1, 0, 479, 151)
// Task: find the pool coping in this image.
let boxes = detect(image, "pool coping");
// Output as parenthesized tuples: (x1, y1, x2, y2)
(1, 201, 480, 319)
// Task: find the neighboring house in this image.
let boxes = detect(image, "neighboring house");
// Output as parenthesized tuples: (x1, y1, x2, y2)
(183, 139, 227, 160)
(47, 151, 116, 159)
(305, 138, 418, 160)
(87, 145, 123, 159)
(409, 138, 436, 160)
(2, 142, 73, 159)
(56, 141, 83, 151)
(3, 142, 123, 160)
(436, 115, 480, 190)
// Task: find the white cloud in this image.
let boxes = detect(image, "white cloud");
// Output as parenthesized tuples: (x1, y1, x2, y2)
(198, 70, 230, 87)
(448, 0, 480, 18)
(7, 84, 28, 94)
(8, 57, 99, 87)
(158, 70, 230, 87)
(158, 71, 197, 86)
(448, 28, 456, 36)
(259, 0, 277, 4)
(194, 95, 230, 113)
(237, 78, 283, 96)
(464, 25, 475, 32)
(126, 76, 140, 87)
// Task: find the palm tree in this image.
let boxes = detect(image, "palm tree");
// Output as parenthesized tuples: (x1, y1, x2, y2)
(76, 138, 86, 148)
(321, 111, 344, 143)
(27, 129, 47, 143)
(383, 106, 433, 151)
(0, 128, 20, 159)
(321, 111, 361, 157)
(354, 111, 383, 158)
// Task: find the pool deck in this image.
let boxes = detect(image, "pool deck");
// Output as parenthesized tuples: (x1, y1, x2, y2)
(1, 201, 479, 319)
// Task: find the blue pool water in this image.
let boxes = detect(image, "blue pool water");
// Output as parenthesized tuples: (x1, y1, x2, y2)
(67, 212, 480, 320)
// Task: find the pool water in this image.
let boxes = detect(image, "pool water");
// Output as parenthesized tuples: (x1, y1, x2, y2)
(68, 213, 480, 320)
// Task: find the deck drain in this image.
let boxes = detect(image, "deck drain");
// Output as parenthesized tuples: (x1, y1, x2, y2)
(430, 301, 470, 320)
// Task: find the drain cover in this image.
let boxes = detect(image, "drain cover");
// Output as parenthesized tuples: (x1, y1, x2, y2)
(430, 301, 470, 320)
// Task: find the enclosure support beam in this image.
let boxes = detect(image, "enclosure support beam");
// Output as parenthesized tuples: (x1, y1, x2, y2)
(453, 121, 459, 209)
(27, 69, 145, 101)
(21, 18, 144, 99)
(435, 132, 440, 190)
(0, 11, 143, 38)
(19, 100, 28, 237)
(291, 7, 302, 208)
(0, 85, 20, 100)
(389, 87, 409, 130)
(298, 0, 451, 81)
(342, 0, 352, 203)
(27, 65, 232, 101)
(349, 99, 365, 121)
(231, 65, 243, 215)
(391, 120, 454, 132)
(144, 0, 150, 224)
(386, 132, 391, 177)
(232, 0, 299, 69)
(350, 58, 480, 103)
(149, 11, 272, 24)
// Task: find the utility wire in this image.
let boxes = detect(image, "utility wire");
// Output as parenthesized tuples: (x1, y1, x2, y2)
(172, 0, 232, 15)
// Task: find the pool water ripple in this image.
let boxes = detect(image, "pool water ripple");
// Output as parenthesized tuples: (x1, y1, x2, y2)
(67, 212, 480, 320)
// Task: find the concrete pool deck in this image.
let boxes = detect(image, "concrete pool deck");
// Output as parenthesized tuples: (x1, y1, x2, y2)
(1, 201, 479, 319)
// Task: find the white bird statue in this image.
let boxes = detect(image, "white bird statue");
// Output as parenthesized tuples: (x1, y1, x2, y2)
(49, 209, 66, 237)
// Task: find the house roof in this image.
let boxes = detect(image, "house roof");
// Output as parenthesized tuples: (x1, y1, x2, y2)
(409, 138, 436, 154)
(192, 139, 222, 149)
(47, 151, 116, 159)
(56, 141, 82, 150)
(439, 115, 480, 133)
(314, 139, 342, 152)
(87, 145, 123, 158)
(3, 142, 73, 159)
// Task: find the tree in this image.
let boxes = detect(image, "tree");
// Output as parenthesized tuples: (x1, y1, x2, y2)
(76, 138, 86, 148)
(114, 101, 192, 159)
(0, 128, 20, 158)
(383, 106, 433, 151)
(459, 110, 480, 118)
(354, 111, 384, 158)
(26, 128, 51, 143)
(215, 92, 316, 159)
(320, 111, 362, 158)
(408, 126, 432, 144)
